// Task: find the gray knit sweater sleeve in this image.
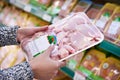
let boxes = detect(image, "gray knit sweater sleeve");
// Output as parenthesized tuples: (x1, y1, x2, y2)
(0, 24, 19, 47)
(0, 61, 34, 80)
(0, 24, 34, 80)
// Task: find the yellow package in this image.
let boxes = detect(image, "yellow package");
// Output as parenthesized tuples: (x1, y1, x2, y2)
(0, 45, 19, 69)
(26, 15, 50, 27)
(17, 12, 29, 27)
(94, 3, 117, 32)
(14, 48, 26, 65)
(0, 46, 10, 64)
(81, 49, 106, 74)
(99, 57, 120, 80)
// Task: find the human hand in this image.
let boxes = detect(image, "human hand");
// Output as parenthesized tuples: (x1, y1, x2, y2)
(29, 46, 65, 80)
(17, 26, 48, 59)
(17, 26, 48, 43)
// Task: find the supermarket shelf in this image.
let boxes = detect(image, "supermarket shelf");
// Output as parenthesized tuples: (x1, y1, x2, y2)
(5, 0, 52, 23)
(60, 66, 75, 79)
(98, 40, 120, 57)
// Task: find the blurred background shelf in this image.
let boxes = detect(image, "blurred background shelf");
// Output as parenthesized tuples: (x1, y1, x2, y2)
(98, 40, 120, 57)
(5, 0, 52, 23)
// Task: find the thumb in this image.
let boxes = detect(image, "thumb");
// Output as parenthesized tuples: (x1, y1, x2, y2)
(44, 45, 54, 57)
(34, 26, 48, 32)
(57, 61, 66, 68)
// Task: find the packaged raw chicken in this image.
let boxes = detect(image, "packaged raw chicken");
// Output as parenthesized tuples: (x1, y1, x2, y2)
(46, 0, 65, 16)
(24, 12, 104, 61)
(104, 7, 120, 44)
(17, 12, 29, 27)
(86, 3, 103, 21)
(0, 45, 18, 69)
(58, 0, 77, 18)
(29, 0, 52, 10)
(80, 49, 106, 73)
(0, 46, 10, 64)
(0, 6, 11, 23)
(14, 48, 26, 65)
(99, 57, 120, 80)
(94, 3, 117, 32)
(72, 0, 92, 13)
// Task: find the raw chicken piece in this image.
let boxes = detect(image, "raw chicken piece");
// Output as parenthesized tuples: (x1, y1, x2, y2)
(77, 24, 100, 39)
(62, 37, 70, 44)
(70, 31, 89, 50)
(58, 48, 69, 59)
(63, 23, 77, 32)
(63, 45, 75, 53)
(57, 31, 68, 44)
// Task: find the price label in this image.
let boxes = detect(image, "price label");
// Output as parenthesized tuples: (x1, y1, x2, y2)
(42, 14, 52, 22)
(73, 72, 86, 80)
(24, 5, 31, 12)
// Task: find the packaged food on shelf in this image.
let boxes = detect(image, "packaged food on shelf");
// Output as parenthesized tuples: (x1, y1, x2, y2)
(25, 15, 50, 27)
(6, 7, 20, 26)
(80, 49, 106, 74)
(58, 0, 77, 18)
(0, 6, 11, 22)
(53, 70, 71, 80)
(29, 0, 52, 10)
(0, 1, 5, 12)
(15, 0, 30, 5)
(0, 45, 19, 69)
(0, 46, 10, 64)
(94, 3, 117, 32)
(104, 7, 120, 44)
(17, 12, 29, 27)
(99, 57, 120, 80)
(14, 48, 26, 65)
(72, 0, 92, 13)
(46, 0, 65, 16)
(116, 35, 120, 46)
(86, 3, 103, 21)
(73, 71, 86, 80)
(24, 12, 104, 61)
(66, 52, 85, 70)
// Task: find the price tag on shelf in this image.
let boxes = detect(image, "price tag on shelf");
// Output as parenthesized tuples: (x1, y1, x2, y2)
(24, 5, 31, 12)
(67, 59, 77, 70)
(42, 14, 52, 22)
(73, 71, 86, 80)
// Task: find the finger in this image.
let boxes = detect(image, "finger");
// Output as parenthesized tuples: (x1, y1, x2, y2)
(34, 26, 48, 32)
(45, 45, 54, 57)
(57, 61, 66, 68)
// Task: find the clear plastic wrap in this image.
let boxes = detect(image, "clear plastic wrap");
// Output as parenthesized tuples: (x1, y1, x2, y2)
(24, 12, 104, 61)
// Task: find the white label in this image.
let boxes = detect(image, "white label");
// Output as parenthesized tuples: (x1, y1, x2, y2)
(33, 35, 50, 53)
(24, 5, 31, 12)
(73, 72, 86, 80)
(42, 14, 52, 22)
(26, 41, 38, 56)
(95, 16, 109, 29)
(26, 35, 50, 56)
(107, 21, 120, 35)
